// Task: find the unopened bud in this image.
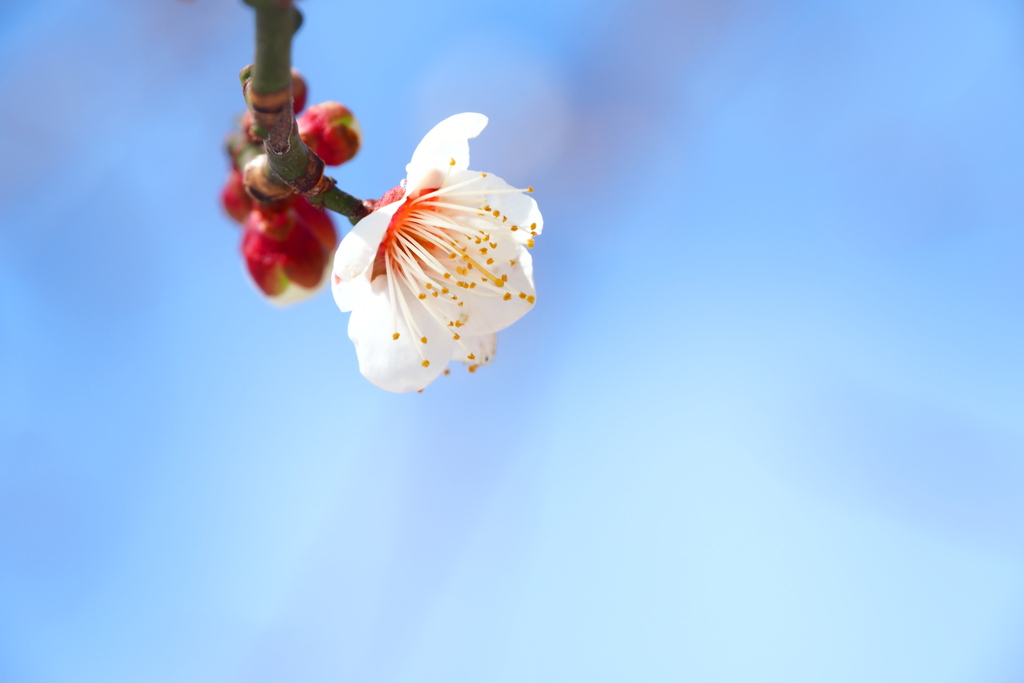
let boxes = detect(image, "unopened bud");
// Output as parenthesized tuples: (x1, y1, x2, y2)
(291, 69, 308, 114)
(221, 168, 252, 223)
(298, 102, 361, 166)
(293, 196, 338, 251)
(239, 197, 336, 304)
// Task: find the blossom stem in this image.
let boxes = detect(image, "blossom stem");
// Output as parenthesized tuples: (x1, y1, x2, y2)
(241, 0, 366, 222)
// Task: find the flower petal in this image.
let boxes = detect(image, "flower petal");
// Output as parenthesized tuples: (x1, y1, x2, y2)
(442, 170, 543, 245)
(405, 113, 488, 193)
(347, 277, 455, 393)
(455, 333, 497, 367)
(455, 243, 535, 337)
(331, 202, 400, 312)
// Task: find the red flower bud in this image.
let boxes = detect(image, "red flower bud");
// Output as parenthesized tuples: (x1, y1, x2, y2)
(291, 69, 308, 114)
(221, 168, 252, 223)
(293, 196, 338, 251)
(298, 102, 361, 166)
(239, 197, 337, 303)
(242, 229, 289, 297)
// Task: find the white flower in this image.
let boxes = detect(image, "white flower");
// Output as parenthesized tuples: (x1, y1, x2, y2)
(331, 113, 543, 393)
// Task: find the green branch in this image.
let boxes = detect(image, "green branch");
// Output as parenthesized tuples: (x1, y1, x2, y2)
(240, 0, 366, 223)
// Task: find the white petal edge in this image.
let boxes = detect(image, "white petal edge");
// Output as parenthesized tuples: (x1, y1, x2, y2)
(442, 170, 543, 245)
(455, 333, 497, 367)
(331, 201, 401, 312)
(347, 276, 456, 393)
(405, 113, 488, 194)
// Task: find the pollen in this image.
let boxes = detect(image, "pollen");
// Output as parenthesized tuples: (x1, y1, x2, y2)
(422, 360, 430, 367)
(503, 292, 512, 301)
(420, 336, 428, 344)
(392, 333, 400, 340)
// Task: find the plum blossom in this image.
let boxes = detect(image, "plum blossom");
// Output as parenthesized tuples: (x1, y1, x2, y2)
(331, 113, 543, 393)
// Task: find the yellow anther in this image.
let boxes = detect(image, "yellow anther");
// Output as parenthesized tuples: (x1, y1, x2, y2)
(443, 273, 451, 278)
(432, 291, 439, 297)
(469, 282, 477, 289)
(483, 205, 491, 212)
(422, 360, 430, 367)
(490, 242, 497, 248)
(503, 292, 512, 301)
(392, 333, 400, 340)
(486, 258, 494, 265)
(479, 248, 488, 254)
(527, 295, 535, 303)
(468, 353, 476, 360)
(509, 260, 516, 266)
(468, 364, 478, 373)
(530, 223, 537, 229)
(449, 157, 456, 166)
(527, 186, 534, 193)
(441, 287, 449, 294)
(448, 321, 454, 326)
(444, 369, 451, 375)
(481, 173, 487, 177)
(526, 239, 535, 248)
(501, 274, 508, 282)
(492, 210, 500, 217)
(519, 292, 526, 299)
(454, 320, 463, 327)
(420, 336, 428, 344)
(502, 216, 507, 223)
(511, 226, 518, 231)
(425, 283, 432, 289)
(418, 293, 426, 300)
(458, 301, 464, 306)
(453, 333, 461, 340)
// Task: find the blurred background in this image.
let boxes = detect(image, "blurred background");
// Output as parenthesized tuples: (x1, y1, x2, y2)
(2, 0, 1024, 681)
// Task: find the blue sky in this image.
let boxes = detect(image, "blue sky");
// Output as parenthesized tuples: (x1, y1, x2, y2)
(1, 1, 1023, 681)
